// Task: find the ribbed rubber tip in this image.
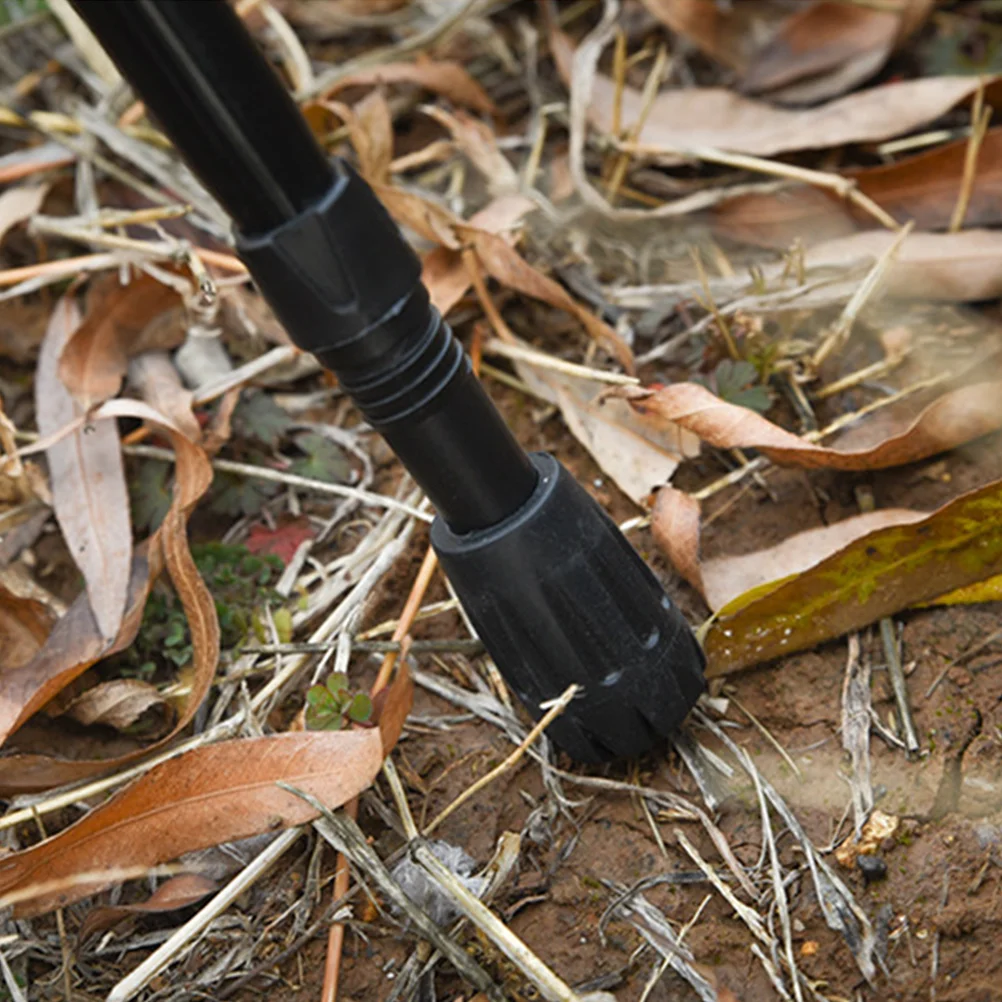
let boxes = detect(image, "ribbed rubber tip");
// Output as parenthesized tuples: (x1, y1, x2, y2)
(431, 453, 706, 762)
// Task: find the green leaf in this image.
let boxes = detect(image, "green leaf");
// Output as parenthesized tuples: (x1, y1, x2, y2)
(326, 672, 349, 697)
(347, 692, 373, 723)
(273, 607, 293, 644)
(290, 432, 351, 483)
(130, 460, 172, 533)
(306, 684, 334, 708)
(712, 359, 774, 414)
(209, 473, 279, 518)
(232, 391, 293, 447)
(305, 704, 344, 731)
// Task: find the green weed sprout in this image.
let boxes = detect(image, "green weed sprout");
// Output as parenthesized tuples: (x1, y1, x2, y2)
(305, 672, 373, 731)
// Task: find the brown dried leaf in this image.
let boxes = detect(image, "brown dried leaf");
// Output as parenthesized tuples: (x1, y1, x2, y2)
(127, 352, 200, 442)
(639, 0, 783, 73)
(62, 678, 172, 737)
(0, 731, 382, 916)
(0, 585, 53, 672)
(513, 360, 698, 506)
(654, 492, 924, 611)
(0, 398, 216, 794)
(615, 375, 1002, 471)
(422, 194, 537, 315)
(0, 183, 47, 244)
(803, 228, 1002, 302)
(36, 297, 132, 642)
(57, 271, 185, 408)
(714, 128, 1002, 248)
(462, 227, 635, 373)
(552, 26, 999, 158)
(0, 668, 411, 916)
(742, 1, 933, 103)
(77, 873, 218, 946)
(421, 106, 519, 196)
(321, 57, 496, 115)
(661, 477, 1002, 676)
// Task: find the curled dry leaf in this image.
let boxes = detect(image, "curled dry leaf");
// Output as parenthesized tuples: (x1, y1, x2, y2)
(422, 194, 537, 315)
(320, 57, 496, 115)
(0, 398, 217, 795)
(36, 296, 132, 642)
(127, 352, 200, 442)
(57, 271, 186, 408)
(714, 128, 1002, 249)
(512, 358, 698, 506)
(62, 678, 173, 739)
(552, 26, 1000, 159)
(656, 476, 1002, 676)
(614, 374, 1002, 472)
(77, 872, 218, 946)
(0, 666, 411, 916)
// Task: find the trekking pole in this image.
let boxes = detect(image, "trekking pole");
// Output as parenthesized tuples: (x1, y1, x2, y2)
(70, 0, 705, 761)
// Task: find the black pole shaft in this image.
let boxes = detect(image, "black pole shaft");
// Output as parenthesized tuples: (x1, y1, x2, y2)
(72, 0, 332, 233)
(72, 0, 538, 533)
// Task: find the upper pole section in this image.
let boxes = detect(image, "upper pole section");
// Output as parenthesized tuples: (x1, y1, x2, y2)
(73, 0, 333, 234)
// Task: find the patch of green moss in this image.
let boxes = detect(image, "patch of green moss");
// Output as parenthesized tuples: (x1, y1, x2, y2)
(103, 543, 284, 682)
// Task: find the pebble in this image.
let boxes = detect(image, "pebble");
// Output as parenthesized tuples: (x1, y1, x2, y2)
(857, 854, 888, 883)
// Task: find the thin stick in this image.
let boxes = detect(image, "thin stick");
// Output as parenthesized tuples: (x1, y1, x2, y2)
(812, 221, 914, 368)
(424, 685, 578, 835)
(303, 803, 504, 1002)
(190, 346, 304, 405)
(412, 842, 587, 1002)
(484, 338, 637, 385)
(107, 828, 303, 1002)
(322, 543, 440, 1002)
(691, 247, 738, 360)
(675, 829, 769, 945)
(357, 599, 459, 639)
(464, 249, 518, 344)
(949, 83, 992, 233)
(606, 45, 669, 203)
(619, 139, 900, 233)
(841, 634, 873, 837)
(123, 444, 432, 522)
(881, 618, 920, 756)
(725, 691, 802, 779)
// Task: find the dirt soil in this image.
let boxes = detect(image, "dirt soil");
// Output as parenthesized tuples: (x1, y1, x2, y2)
(222, 382, 1002, 1002)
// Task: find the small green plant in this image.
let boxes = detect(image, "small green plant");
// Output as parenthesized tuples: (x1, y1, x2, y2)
(103, 543, 284, 681)
(305, 673, 373, 731)
(695, 358, 774, 414)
